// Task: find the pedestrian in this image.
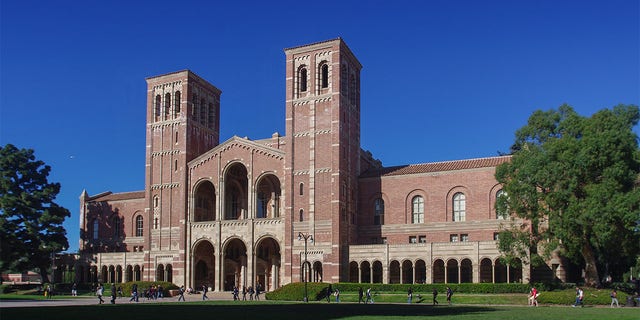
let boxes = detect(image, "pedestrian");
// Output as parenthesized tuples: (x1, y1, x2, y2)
(407, 287, 413, 304)
(334, 288, 340, 302)
(366, 287, 373, 304)
(242, 286, 247, 300)
(96, 283, 105, 304)
(110, 283, 117, 304)
(326, 284, 332, 303)
(249, 286, 254, 300)
(358, 287, 364, 304)
(446, 287, 453, 305)
(255, 283, 261, 300)
(572, 287, 584, 307)
(71, 282, 77, 297)
(610, 289, 619, 308)
(233, 286, 239, 300)
(432, 288, 439, 305)
(529, 287, 539, 307)
(178, 285, 186, 301)
(202, 283, 209, 300)
(45, 284, 52, 299)
(117, 285, 123, 298)
(129, 283, 138, 302)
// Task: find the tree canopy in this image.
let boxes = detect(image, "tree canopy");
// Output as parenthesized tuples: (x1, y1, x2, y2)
(0, 144, 70, 283)
(495, 104, 640, 287)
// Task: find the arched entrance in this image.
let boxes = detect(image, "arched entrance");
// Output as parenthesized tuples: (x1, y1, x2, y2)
(224, 163, 248, 220)
(402, 260, 413, 284)
(432, 259, 445, 283)
(446, 259, 459, 283)
(193, 240, 215, 289)
(361, 261, 371, 283)
(389, 260, 400, 284)
(460, 259, 473, 283)
(255, 174, 281, 218)
(372, 261, 383, 283)
(349, 261, 358, 282)
(255, 237, 281, 291)
(312, 261, 323, 282)
(194, 180, 216, 222)
(415, 260, 427, 283)
(480, 258, 493, 283)
(223, 238, 247, 291)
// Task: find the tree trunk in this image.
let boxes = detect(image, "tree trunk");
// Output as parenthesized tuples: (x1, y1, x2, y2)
(581, 242, 601, 287)
(39, 266, 50, 284)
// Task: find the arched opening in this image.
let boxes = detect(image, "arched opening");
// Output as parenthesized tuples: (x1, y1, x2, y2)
(495, 259, 507, 283)
(126, 265, 133, 282)
(223, 238, 247, 291)
(115, 265, 123, 283)
(509, 258, 523, 283)
(255, 174, 281, 218)
(402, 260, 413, 284)
(372, 261, 383, 283)
(460, 259, 473, 283)
(166, 264, 173, 283)
(194, 180, 216, 222)
(433, 259, 445, 283)
(360, 261, 371, 283)
(389, 260, 400, 284)
(101, 266, 108, 283)
(415, 260, 427, 284)
(156, 264, 165, 281)
(255, 237, 281, 291)
(349, 262, 359, 282)
(446, 259, 459, 283)
(193, 241, 215, 289)
(480, 258, 493, 283)
(133, 265, 141, 282)
(224, 163, 248, 220)
(312, 261, 323, 282)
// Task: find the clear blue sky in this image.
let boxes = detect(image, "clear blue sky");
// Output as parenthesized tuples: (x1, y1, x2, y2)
(1, 0, 638, 253)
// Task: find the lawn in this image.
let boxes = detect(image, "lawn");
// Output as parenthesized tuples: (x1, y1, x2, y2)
(1, 300, 638, 320)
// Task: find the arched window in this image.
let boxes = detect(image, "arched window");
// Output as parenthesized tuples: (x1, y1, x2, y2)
(135, 216, 144, 237)
(299, 183, 304, 196)
(164, 93, 171, 118)
(92, 219, 99, 240)
(374, 198, 384, 225)
(412, 196, 424, 224)
(257, 192, 268, 218)
(496, 190, 508, 219)
(320, 63, 329, 88)
(112, 216, 120, 238)
(453, 192, 466, 222)
(299, 209, 304, 222)
(154, 95, 161, 120)
(174, 91, 181, 115)
(299, 67, 308, 92)
(349, 74, 356, 105)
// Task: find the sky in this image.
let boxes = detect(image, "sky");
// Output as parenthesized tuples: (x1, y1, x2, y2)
(1, 0, 638, 253)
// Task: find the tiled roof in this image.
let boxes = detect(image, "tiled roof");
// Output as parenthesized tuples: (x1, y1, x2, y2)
(360, 156, 511, 178)
(91, 191, 145, 202)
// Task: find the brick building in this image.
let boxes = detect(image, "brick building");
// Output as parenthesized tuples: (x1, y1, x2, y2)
(73, 38, 562, 290)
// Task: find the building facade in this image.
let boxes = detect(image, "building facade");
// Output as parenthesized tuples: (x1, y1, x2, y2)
(72, 38, 562, 290)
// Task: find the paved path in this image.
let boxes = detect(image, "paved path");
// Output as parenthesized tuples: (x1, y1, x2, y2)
(0, 292, 235, 308)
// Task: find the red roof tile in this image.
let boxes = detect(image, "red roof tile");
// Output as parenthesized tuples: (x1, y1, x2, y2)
(360, 156, 511, 178)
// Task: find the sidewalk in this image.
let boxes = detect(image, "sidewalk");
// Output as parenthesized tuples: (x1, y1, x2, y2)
(0, 291, 235, 308)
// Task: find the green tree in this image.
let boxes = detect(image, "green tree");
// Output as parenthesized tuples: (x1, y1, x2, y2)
(495, 104, 640, 287)
(0, 144, 70, 283)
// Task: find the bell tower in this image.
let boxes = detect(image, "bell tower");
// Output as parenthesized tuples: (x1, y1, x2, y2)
(144, 70, 221, 282)
(284, 38, 362, 282)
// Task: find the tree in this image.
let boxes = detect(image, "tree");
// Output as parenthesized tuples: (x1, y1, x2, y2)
(495, 104, 640, 287)
(0, 144, 70, 283)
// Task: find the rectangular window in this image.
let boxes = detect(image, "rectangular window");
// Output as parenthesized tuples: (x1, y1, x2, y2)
(419, 235, 427, 243)
(409, 236, 417, 243)
(450, 234, 458, 243)
(461, 234, 469, 242)
(493, 232, 500, 241)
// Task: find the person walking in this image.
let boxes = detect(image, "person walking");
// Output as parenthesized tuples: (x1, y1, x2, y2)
(202, 284, 209, 300)
(572, 287, 584, 307)
(610, 289, 619, 308)
(326, 284, 332, 303)
(446, 287, 453, 306)
(96, 283, 105, 304)
(366, 287, 373, 304)
(358, 287, 364, 304)
(129, 283, 138, 302)
(334, 288, 340, 302)
(110, 283, 117, 304)
(432, 288, 439, 305)
(530, 287, 539, 307)
(178, 285, 186, 301)
(71, 282, 77, 297)
(407, 287, 413, 304)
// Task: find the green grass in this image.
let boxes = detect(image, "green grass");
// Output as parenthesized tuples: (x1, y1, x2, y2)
(1, 300, 638, 320)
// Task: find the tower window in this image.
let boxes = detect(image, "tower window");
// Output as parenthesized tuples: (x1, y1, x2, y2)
(174, 91, 181, 115)
(374, 198, 384, 225)
(208, 103, 214, 129)
(412, 196, 424, 224)
(155, 95, 162, 120)
(192, 94, 198, 121)
(164, 93, 171, 118)
(299, 67, 308, 92)
(200, 98, 206, 125)
(299, 209, 304, 222)
(320, 63, 329, 88)
(299, 183, 304, 196)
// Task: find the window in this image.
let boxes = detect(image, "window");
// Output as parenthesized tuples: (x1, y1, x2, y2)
(135, 216, 144, 237)
(192, 94, 198, 121)
(164, 93, 171, 118)
(349, 74, 356, 105)
(155, 95, 161, 120)
(374, 198, 384, 225)
(340, 64, 348, 93)
(299, 183, 304, 196)
(92, 219, 99, 240)
(493, 232, 500, 241)
(208, 103, 214, 129)
(154, 217, 159, 229)
(320, 63, 329, 88)
(418, 235, 427, 243)
(461, 234, 469, 242)
(174, 91, 181, 115)
(112, 216, 120, 238)
(496, 189, 507, 219)
(453, 192, 466, 221)
(154, 196, 159, 208)
(409, 236, 417, 243)
(450, 234, 458, 242)
(257, 192, 268, 218)
(299, 67, 308, 92)
(299, 209, 304, 222)
(200, 98, 206, 125)
(412, 196, 424, 224)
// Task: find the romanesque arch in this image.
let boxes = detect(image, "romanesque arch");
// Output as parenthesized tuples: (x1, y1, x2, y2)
(415, 259, 427, 284)
(255, 236, 281, 291)
(433, 259, 445, 283)
(255, 174, 281, 218)
(194, 180, 216, 222)
(349, 261, 358, 282)
(223, 238, 247, 291)
(460, 258, 473, 283)
(480, 258, 493, 283)
(372, 261, 383, 283)
(389, 260, 400, 284)
(224, 163, 248, 220)
(312, 261, 323, 282)
(193, 240, 215, 289)
(402, 260, 413, 284)
(446, 259, 459, 283)
(361, 261, 371, 283)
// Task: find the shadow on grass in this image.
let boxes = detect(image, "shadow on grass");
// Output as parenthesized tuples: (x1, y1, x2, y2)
(1, 302, 496, 320)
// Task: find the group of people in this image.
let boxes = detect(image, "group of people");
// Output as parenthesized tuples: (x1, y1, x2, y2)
(231, 285, 262, 301)
(356, 287, 374, 304)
